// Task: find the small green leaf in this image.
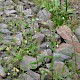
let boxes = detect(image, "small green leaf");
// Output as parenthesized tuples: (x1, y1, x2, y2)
(0, 45, 7, 51)
(67, 9, 74, 13)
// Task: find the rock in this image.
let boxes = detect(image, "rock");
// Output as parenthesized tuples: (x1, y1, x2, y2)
(41, 28, 53, 36)
(4, 35, 12, 41)
(32, 32, 45, 44)
(53, 53, 71, 61)
(3, 0, 14, 5)
(20, 55, 38, 70)
(37, 8, 51, 21)
(0, 28, 12, 34)
(19, 71, 40, 80)
(18, 73, 34, 80)
(46, 61, 70, 77)
(37, 49, 52, 62)
(31, 5, 40, 14)
(21, 0, 28, 3)
(75, 27, 80, 42)
(4, 5, 14, 10)
(73, 73, 79, 80)
(38, 42, 50, 50)
(68, 41, 80, 54)
(0, 0, 4, 1)
(1, 40, 12, 44)
(54, 33, 61, 42)
(3, 57, 9, 63)
(0, 23, 8, 29)
(26, 16, 33, 24)
(37, 20, 54, 29)
(39, 49, 52, 55)
(76, 54, 80, 70)
(56, 26, 80, 53)
(46, 20, 54, 29)
(56, 25, 79, 43)
(44, 75, 52, 80)
(27, 70, 40, 80)
(4, 10, 17, 16)
(0, 76, 2, 80)
(0, 65, 6, 77)
(29, 21, 39, 30)
(56, 43, 74, 56)
(14, 32, 23, 45)
(23, 9, 32, 16)
(0, 11, 4, 16)
(20, 49, 52, 70)
(60, 0, 65, 4)
(27, 1, 35, 5)
(65, 77, 71, 80)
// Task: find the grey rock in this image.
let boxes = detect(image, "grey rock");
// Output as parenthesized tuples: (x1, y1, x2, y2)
(20, 55, 38, 70)
(23, 8, 32, 16)
(27, 70, 40, 80)
(54, 33, 61, 41)
(4, 5, 14, 10)
(4, 10, 17, 16)
(21, 0, 28, 3)
(56, 25, 79, 43)
(0, 23, 8, 29)
(4, 35, 12, 40)
(29, 21, 39, 30)
(25, 14, 33, 18)
(19, 70, 40, 80)
(38, 42, 50, 50)
(0, 28, 12, 34)
(54, 33, 61, 45)
(32, 32, 45, 43)
(2, 35, 14, 45)
(3, 0, 14, 6)
(14, 32, 23, 45)
(46, 20, 54, 29)
(37, 19, 53, 29)
(26, 18, 32, 24)
(27, 1, 35, 6)
(75, 27, 80, 42)
(0, 0, 5, 2)
(41, 28, 52, 36)
(31, 5, 40, 14)
(65, 77, 71, 80)
(46, 61, 70, 77)
(37, 49, 52, 63)
(20, 49, 52, 70)
(37, 8, 51, 21)
(19, 73, 34, 80)
(0, 65, 6, 77)
(56, 43, 74, 56)
(0, 11, 4, 16)
(53, 53, 71, 61)
(0, 0, 4, 1)
(2, 40, 11, 44)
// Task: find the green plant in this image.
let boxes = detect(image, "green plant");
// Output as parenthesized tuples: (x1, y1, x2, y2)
(34, 0, 73, 27)
(8, 18, 29, 32)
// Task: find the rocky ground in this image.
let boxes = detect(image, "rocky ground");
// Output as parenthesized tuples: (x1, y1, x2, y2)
(0, 0, 80, 80)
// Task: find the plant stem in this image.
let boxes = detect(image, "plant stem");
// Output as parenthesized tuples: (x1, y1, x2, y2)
(66, 0, 67, 12)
